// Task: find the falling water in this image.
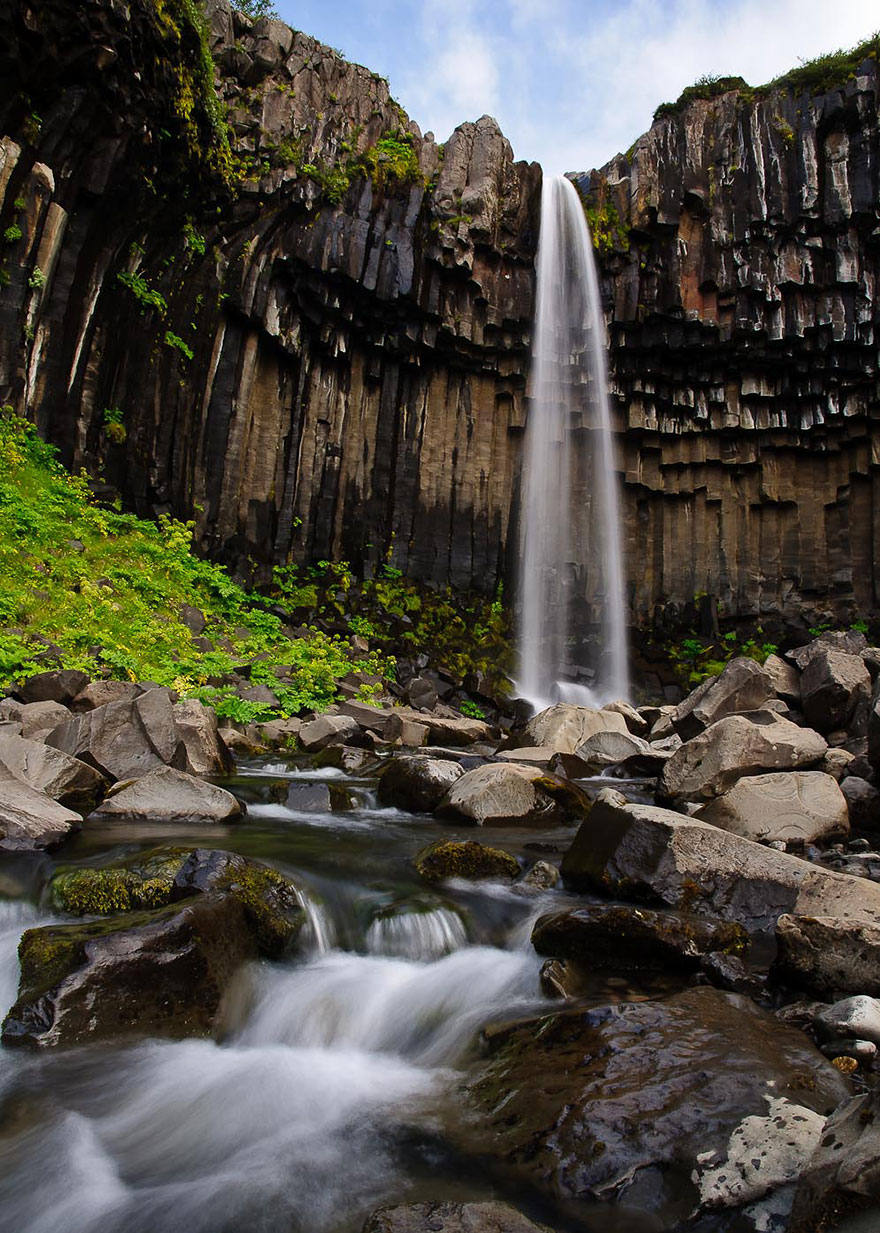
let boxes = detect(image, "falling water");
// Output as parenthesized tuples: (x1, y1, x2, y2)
(517, 173, 629, 709)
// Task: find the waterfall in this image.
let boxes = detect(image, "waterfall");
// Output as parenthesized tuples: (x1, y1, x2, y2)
(517, 173, 629, 710)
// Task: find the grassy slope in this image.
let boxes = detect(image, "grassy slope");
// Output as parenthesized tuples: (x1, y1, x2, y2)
(0, 411, 392, 720)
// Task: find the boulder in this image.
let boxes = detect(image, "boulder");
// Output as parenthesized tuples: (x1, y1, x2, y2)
(763, 653, 802, 704)
(494, 747, 554, 767)
(820, 747, 855, 780)
(18, 700, 70, 740)
(298, 713, 361, 751)
(464, 986, 847, 1228)
(378, 756, 464, 813)
(258, 717, 302, 748)
(1, 894, 255, 1047)
(601, 698, 648, 734)
(16, 668, 89, 705)
(774, 915, 880, 999)
(800, 649, 871, 733)
(788, 630, 868, 670)
(385, 714, 430, 746)
(414, 840, 519, 884)
(572, 729, 652, 769)
(405, 675, 438, 711)
(171, 698, 234, 775)
(561, 790, 880, 934)
(523, 703, 628, 754)
(437, 763, 589, 827)
(0, 731, 106, 809)
(814, 996, 880, 1047)
(841, 776, 880, 830)
(531, 903, 747, 972)
(362, 1203, 552, 1233)
(672, 657, 775, 739)
(659, 712, 827, 802)
(0, 774, 82, 851)
(696, 771, 849, 845)
(789, 1092, 880, 1232)
(71, 680, 143, 712)
(46, 691, 177, 781)
(89, 767, 242, 824)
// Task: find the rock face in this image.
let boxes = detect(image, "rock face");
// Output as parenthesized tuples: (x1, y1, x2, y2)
(465, 987, 847, 1227)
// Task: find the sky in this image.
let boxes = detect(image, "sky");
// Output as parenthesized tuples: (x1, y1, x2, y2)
(272, 0, 878, 173)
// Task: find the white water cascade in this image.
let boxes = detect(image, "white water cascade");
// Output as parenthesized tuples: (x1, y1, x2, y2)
(517, 173, 629, 710)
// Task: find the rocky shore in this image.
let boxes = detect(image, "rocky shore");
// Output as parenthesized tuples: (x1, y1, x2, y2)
(2, 629, 880, 1230)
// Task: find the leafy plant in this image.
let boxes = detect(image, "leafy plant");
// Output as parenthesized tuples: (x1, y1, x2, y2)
(117, 270, 168, 315)
(164, 330, 194, 360)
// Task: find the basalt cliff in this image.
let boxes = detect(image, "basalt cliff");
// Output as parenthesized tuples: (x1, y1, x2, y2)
(0, 0, 878, 633)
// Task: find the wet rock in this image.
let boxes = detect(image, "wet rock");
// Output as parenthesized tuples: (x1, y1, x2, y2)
(1, 894, 255, 1047)
(362, 1202, 552, 1233)
(801, 649, 871, 734)
(15, 669, 89, 706)
(298, 714, 361, 752)
(378, 756, 464, 813)
(414, 839, 519, 885)
(0, 731, 106, 809)
(531, 903, 747, 972)
(841, 776, 880, 830)
(672, 657, 775, 740)
(789, 1092, 880, 1232)
(518, 860, 559, 890)
(465, 986, 847, 1227)
(813, 996, 880, 1047)
(523, 704, 628, 754)
(285, 782, 335, 812)
(0, 774, 82, 851)
(819, 1038, 877, 1065)
(774, 915, 880, 998)
(312, 745, 379, 774)
(171, 698, 234, 775)
(696, 771, 849, 845)
(659, 712, 827, 802)
(437, 763, 589, 827)
(89, 766, 242, 824)
(561, 790, 880, 934)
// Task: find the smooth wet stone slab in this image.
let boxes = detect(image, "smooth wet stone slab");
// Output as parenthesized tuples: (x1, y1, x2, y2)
(88, 766, 242, 824)
(463, 987, 848, 1228)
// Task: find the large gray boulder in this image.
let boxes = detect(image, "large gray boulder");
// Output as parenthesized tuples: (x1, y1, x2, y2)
(363, 1203, 552, 1232)
(789, 1092, 880, 1231)
(696, 771, 849, 845)
(788, 630, 868, 671)
(572, 729, 652, 769)
(0, 774, 82, 851)
(672, 656, 775, 740)
(763, 653, 802, 704)
(561, 790, 880, 935)
(800, 648, 871, 733)
(377, 756, 464, 813)
(298, 713, 361, 751)
(71, 680, 143, 712)
(841, 776, 880, 830)
(774, 915, 880, 999)
(437, 763, 589, 827)
(18, 700, 70, 740)
(0, 731, 105, 809)
(171, 698, 233, 775)
(89, 767, 242, 824)
(659, 711, 827, 802)
(523, 703, 627, 754)
(464, 986, 847, 1229)
(16, 668, 89, 705)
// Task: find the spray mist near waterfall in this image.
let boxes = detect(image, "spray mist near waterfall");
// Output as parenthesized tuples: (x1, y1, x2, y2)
(517, 173, 629, 710)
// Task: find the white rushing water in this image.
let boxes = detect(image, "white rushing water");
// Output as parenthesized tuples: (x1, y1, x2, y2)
(518, 173, 629, 710)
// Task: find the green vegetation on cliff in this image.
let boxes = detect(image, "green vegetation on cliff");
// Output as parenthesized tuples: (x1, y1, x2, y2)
(0, 411, 392, 716)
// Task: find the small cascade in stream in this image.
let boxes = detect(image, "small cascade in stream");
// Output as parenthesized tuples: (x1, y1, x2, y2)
(517, 173, 629, 710)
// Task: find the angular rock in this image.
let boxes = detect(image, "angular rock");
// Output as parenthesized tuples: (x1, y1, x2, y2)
(788, 631, 869, 671)
(0, 774, 82, 851)
(16, 669, 89, 705)
(774, 914, 880, 999)
(696, 771, 849, 845)
(385, 714, 430, 746)
(414, 840, 519, 884)
(572, 729, 652, 769)
(0, 731, 106, 809)
(601, 698, 648, 734)
(672, 656, 775, 740)
(258, 716, 302, 748)
(763, 653, 802, 704)
(171, 697, 234, 775)
(71, 680, 143, 712)
(523, 704, 627, 754)
(494, 747, 554, 767)
(869, 677, 880, 773)
(405, 676, 438, 711)
(465, 987, 847, 1227)
(814, 996, 880, 1047)
(801, 649, 871, 734)
(362, 1202, 552, 1233)
(18, 700, 70, 740)
(789, 1092, 880, 1232)
(531, 903, 747, 972)
(47, 692, 174, 781)
(437, 763, 589, 827)
(820, 747, 855, 780)
(561, 790, 880, 934)
(659, 712, 827, 802)
(377, 756, 464, 813)
(298, 713, 361, 751)
(1, 894, 255, 1047)
(841, 776, 880, 830)
(89, 766, 242, 824)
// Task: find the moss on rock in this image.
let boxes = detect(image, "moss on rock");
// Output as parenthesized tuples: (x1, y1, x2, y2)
(414, 839, 519, 885)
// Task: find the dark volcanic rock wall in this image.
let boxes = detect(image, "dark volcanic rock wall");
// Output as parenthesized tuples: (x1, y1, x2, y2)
(576, 58, 880, 628)
(0, 0, 539, 591)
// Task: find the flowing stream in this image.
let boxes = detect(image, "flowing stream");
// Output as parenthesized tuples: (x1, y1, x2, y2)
(518, 173, 629, 710)
(0, 761, 587, 1233)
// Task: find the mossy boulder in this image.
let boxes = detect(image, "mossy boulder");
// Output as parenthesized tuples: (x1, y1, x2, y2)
(414, 839, 519, 885)
(49, 848, 188, 915)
